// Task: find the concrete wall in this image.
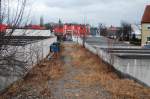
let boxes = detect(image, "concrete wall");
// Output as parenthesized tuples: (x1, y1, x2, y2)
(141, 23, 150, 46)
(0, 37, 57, 91)
(113, 58, 150, 87)
(73, 36, 150, 87)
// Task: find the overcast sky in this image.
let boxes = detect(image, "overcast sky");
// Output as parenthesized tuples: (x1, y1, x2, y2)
(29, 0, 149, 26)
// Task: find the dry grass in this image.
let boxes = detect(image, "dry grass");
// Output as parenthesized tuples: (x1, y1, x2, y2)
(1, 43, 150, 99)
(0, 54, 64, 98)
(71, 45, 150, 99)
(74, 72, 101, 86)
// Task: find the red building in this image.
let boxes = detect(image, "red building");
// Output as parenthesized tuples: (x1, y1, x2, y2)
(54, 24, 90, 37)
(0, 24, 7, 32)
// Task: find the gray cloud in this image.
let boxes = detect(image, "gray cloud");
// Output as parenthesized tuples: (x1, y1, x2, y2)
(29, 0, 150, 26)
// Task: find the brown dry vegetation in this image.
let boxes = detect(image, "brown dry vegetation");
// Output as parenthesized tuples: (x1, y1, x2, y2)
(1, 43, 150, 99)
(0, 55, 64, 98)
(70, 44, 150, 99)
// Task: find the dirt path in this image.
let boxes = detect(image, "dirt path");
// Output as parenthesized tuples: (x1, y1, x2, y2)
(49, 42, 111, 99)
(1, 42, 150, 99)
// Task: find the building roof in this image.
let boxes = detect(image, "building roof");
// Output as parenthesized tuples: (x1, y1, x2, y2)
(0, 24, 7, 32)
(7, 29, 52, 36)
(142, 5, 150, 23)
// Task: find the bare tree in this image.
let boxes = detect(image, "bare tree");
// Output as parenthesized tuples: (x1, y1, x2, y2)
(0, 0, 29, 89)
(120, 21, 132, 41)
(0, 1, 55, 92)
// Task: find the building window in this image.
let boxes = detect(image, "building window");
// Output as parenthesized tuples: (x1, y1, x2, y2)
(147, 37, 150, 41)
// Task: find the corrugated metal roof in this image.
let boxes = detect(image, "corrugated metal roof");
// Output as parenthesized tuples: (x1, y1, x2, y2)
(6, 29, 52, 36)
